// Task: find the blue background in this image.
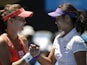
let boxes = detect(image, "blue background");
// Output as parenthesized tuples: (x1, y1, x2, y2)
(45, 0, 87, 12)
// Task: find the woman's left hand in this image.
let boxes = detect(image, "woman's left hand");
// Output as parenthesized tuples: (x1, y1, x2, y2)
(29, 44, 40, 57)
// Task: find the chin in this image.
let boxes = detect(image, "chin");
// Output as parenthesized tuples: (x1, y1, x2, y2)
(58, 29, 63, 32)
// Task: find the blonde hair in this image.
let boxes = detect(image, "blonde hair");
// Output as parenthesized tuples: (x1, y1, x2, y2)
(0, 4, 22, 34)
(1, 4, 21, 17)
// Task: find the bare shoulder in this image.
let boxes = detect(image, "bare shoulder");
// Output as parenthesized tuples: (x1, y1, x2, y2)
(0, 34, 9, 51)
(0, 34, 11, 65)
(0, 34, 8, 46)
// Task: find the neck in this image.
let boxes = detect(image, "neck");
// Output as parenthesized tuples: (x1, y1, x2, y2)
(61, 27, 74, 37)
(7, 30, 18, 40)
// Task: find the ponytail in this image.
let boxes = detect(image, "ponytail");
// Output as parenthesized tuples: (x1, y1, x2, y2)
(74, 11, 87, 34)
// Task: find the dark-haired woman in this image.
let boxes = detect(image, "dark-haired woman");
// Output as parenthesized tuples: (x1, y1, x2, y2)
(29, 3, 87, 65)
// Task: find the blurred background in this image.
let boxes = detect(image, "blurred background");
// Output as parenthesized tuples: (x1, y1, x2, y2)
(0, 0, 87, 65)
(0, 0, 87, 33)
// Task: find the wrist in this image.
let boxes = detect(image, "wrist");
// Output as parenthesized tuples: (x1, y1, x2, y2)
(22, 53, 33, 63)
(29, 53, 40, 64)
(22, 52, 40, 63)
(33, 53, 40, 59)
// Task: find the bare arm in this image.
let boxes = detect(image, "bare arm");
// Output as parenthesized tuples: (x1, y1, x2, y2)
(74, 51, 86, 65)
(0, 39, 11, 65)
(38, 48, 56, 65)
(0, 36, 28, 65)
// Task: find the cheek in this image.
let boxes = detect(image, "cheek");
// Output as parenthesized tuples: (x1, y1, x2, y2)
(14, 23, 22, 29)
(55, 20, 63, 25)
(16, 22, 21, 26)
(17, 21, 24, 25)
(63, 23, 72, 29)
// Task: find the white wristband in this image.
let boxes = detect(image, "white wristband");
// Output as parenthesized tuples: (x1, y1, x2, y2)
(22, 53, 33, 63)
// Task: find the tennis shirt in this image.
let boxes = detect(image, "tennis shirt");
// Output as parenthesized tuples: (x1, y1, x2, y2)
(53, 28, 87, 65)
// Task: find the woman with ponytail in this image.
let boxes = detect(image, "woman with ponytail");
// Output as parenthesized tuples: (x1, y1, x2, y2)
(29, 3, 87, 65)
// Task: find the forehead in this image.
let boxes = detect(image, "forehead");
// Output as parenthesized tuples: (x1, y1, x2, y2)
(56, 14, 71, 20)
(56, 16, 64, 20)
(55, 15, 71, 23)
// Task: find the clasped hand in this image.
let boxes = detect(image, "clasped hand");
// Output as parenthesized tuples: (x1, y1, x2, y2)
(29, 44, 40, 57)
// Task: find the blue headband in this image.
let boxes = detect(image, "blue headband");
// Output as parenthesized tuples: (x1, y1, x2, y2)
(63, 11, 77, 18)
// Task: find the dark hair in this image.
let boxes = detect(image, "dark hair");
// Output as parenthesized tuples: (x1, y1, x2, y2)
(75, 11, 87, 34)
(60, 3, 87, 34)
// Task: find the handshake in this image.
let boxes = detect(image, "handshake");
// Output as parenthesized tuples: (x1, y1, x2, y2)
(29, 44, 40, 57)
(23, 44, 40, 63)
